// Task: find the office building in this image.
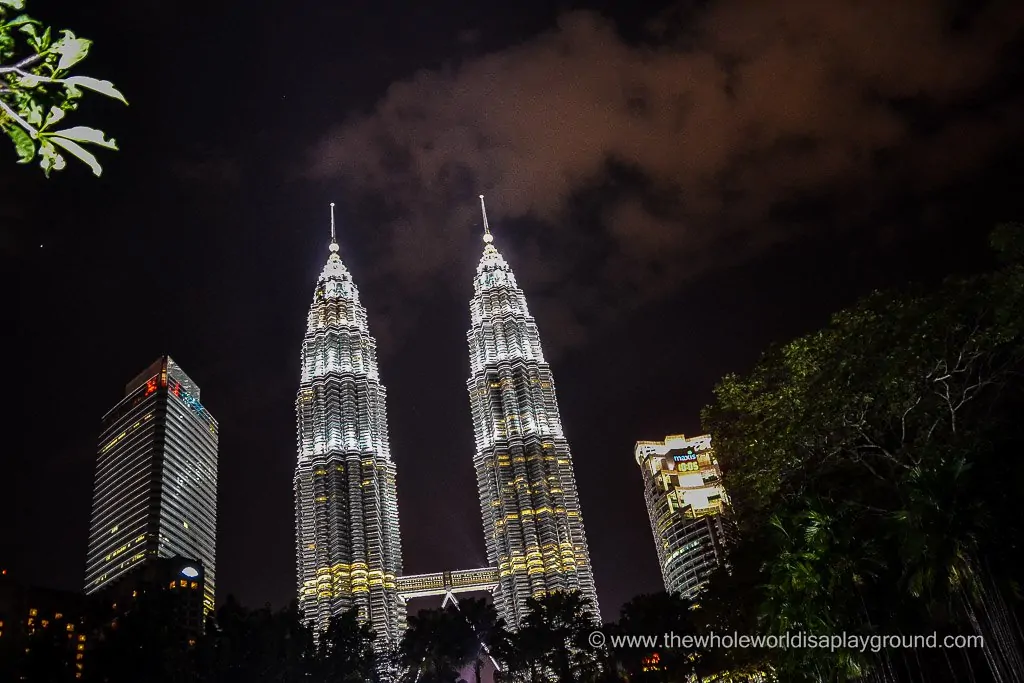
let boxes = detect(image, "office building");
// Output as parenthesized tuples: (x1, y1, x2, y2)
(99, 555, 208, 639)
(84, 356, 219, 615)
(0, 569, 89, 681)
(634, 434, 728, 599)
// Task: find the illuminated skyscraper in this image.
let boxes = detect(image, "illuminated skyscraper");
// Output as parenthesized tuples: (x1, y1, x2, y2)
(467, 196, 599, 627)
(84, 356, 219, 615)
(634, 434, 729, 599)
(294, 205, 404, 649)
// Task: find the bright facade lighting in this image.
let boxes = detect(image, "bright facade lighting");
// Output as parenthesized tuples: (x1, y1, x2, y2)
(294, 213, 404, 651)
(467, 200, 600, 627)
(634, 434, 729, 599)
(84, 357, 219, 615)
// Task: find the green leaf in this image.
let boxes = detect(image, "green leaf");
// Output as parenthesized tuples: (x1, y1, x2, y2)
(53, 31, 92, 70)
(0, 0, 26, 10)
(17, 73, 40, 88)
(48, 134, 102, 176)
(25, 102, 43, 127)
(38, 140, 65, 177)
(63, 76, 128, 104)
(46, 106, 66, 127)
(6, 124, 34, 162)
(4, 13, 38, 28)
(50, 125, 117, 150)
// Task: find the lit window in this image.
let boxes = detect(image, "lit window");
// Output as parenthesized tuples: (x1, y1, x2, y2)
(78, 635, 86, 642)
(66, 623, 74, 632)
(41, 620, 49, 628)
(76, 644, 84, 651)
(28, 608, 38, 617)
(55, 612, 63, 619)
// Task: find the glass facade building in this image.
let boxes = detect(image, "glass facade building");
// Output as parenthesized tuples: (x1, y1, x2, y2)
(634, 434, 728, 599)
(294, 215, 404, 649)
(467, 198, 599, 627)
(84, 356, 219, 615)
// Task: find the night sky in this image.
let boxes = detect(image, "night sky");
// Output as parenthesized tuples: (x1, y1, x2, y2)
(4, 0, 1024, 623)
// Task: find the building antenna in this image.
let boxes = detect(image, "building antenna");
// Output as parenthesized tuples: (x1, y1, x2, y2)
(329, 202, 339, 253)
(479, 194, 493, 244)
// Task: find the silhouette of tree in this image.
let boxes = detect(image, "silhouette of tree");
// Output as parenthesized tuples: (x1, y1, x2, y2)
(87, 588, 197, 683)
(493, 590, 603, 683)
(197, 596, 316, 683)
(399, 605, 475, 683)
(455, 598, 502, 683)
(606, 592, 696, 683)
(319, 608, 376, 683)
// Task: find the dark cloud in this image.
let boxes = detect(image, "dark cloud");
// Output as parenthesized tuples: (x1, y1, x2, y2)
(309, 0, 1024, 354)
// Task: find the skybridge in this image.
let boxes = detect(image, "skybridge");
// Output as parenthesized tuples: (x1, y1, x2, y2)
(397, 567, 499, 607)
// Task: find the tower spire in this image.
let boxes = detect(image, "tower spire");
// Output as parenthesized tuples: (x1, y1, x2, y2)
(329, 202, 339, 253)
(479, 194, 494, 244)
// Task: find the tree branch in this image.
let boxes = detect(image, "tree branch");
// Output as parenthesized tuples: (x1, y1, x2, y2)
(0, 96, 37, 135)
(900, 396, 922, 444)
(16, 53, 45, 70)
(0, 53, 45, 74)
(0, 65, 59, 82)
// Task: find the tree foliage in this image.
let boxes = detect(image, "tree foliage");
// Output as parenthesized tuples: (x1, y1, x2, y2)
(88, 588, 200, 683)
(0, 0, 126, 176)
(606, 592, 698, 683)
(699, 224, 1024, 681)
(400, 605, 477, 683)
(318, 608, 377, 683)
(493, 590, 604, 683)
(196, 597, 344, 683)
(457, 598, 502, 683)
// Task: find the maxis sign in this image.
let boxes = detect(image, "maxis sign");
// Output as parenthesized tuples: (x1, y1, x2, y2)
(672, 450, 698, 463)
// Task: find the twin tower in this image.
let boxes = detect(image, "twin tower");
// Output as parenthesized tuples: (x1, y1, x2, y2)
(293, 197, 599, 648)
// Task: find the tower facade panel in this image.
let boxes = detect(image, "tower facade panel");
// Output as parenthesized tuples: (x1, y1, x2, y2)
(295, 229, 404, 650)
(467, 205, 599, 627)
